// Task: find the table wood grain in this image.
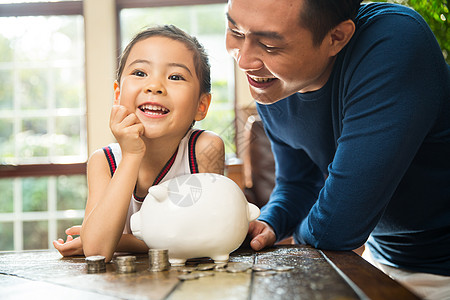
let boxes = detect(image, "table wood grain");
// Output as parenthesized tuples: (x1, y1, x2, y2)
(0, 245, 421, 300)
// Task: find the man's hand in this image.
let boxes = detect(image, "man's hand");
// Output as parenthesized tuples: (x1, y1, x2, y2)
(53, 226, 84, 257)
(248, 220, 277, 251)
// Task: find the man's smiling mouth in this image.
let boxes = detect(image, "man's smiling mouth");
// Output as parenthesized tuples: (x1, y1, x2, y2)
(139, 104, 169, 115)
(247, 75, 277, 88)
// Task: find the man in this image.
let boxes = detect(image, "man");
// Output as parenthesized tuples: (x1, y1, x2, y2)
(225, 0, 450, 298)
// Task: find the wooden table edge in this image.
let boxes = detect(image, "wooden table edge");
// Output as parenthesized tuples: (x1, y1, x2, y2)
(320, 249, 422, 300)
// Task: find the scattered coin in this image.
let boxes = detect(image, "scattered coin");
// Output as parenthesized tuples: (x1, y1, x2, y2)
(226, 262, 252, 273)
(176, 266, 198, 274)
(197, 263, 216, 271)
(85, 255, 106, 274)
(148, 249, 170, 272)
(272, 265, 294, 272)
(252, 264, 272, 272)
(178, 273, 200, 281)
(214, 263, 228, 271)
(254, 270, 277, 277)
(195, 271, 215, 278)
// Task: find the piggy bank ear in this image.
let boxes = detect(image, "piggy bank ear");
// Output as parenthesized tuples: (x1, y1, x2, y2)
(148, 185, 168, 202)
(247, 203, 261, 222)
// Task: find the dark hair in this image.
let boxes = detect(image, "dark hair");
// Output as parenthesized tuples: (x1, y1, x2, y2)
(117, 25, 211, 95)
(300, 0, 362, 46)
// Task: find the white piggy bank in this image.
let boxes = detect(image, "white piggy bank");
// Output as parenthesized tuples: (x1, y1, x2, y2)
(130, 173, 260, 266)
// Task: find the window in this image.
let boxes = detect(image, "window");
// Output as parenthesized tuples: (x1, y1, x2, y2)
(0, 1, 86, 251)
(118, 0, 236, 156)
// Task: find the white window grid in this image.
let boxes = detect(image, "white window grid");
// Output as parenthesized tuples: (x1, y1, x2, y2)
(0, 176, 85, 250)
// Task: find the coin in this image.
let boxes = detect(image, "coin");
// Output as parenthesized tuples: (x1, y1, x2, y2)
(85, 255, 106, 274)
(197, 263, 216, 271)
(178, 273, 200, 281)
(114, 255, 136, 273)
(214, 262, 228, 271)
(226, 262, 252, 273)
(195, 271, 215, 278)
(148, 249, 170, 272)
(273, 265, 294, 272)
(252, 264, 272, 272)
(254, 270, 277, 277)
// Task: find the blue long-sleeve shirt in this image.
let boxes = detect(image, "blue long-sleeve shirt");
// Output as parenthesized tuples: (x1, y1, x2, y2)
(257, 2, 450, 276)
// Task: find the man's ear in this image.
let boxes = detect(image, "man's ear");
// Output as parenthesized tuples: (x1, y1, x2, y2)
(194, 93, 212, 121)
(113, 80, 121, 105)
(327, 19, 355, 56)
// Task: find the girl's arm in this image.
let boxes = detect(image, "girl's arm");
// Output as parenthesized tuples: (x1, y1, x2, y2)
(81, 104, 145, 262)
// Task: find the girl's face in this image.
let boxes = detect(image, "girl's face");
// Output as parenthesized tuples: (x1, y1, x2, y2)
(114, 36, 210, 140)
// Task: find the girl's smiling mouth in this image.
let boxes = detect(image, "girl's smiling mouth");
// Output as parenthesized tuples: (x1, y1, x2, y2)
(139, 103, 170, 116)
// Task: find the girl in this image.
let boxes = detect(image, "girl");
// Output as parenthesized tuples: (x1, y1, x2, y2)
(54, 25, 225, 262)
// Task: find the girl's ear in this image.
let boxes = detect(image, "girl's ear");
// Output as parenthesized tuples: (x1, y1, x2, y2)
(113, 80, 121, 105)
(194, 93, 212, 121)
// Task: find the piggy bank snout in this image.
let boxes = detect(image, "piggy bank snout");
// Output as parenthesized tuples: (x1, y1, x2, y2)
(130, 211, 143, 240)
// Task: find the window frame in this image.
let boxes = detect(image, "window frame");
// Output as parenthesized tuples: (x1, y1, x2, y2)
(0, 0, 87, 178)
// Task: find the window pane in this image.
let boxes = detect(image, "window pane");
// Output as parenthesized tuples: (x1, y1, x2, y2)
(23, 220, 47, 250)
(56, 175, 86, 210)
(18, 68, 47, 110)
(57, 218, 82, 239)
(22, 177, 48, 212)
(55, 67, 84, 109)
(120, 4, 235, 156)
(0, 118, 13, 163)
(0, 222, 14, 251)
(0, 14, 86, 164)
(54, 116, 82, 156)
(0, 178, 13, 213)
(0, 70, 13, 109)
(20, 117, 48, 158)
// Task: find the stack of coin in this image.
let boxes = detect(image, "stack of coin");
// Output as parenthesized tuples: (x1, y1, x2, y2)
(85, 255, 106, 274)
(114, 255, 136, 274)
(148, 249, 170, 272)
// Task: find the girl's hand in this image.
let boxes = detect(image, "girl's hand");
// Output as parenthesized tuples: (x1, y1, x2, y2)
(110, 104, 146, 157)
(53, 226, 84, 257)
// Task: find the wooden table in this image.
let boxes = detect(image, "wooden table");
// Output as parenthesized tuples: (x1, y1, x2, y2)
(0, 245, 420, 300)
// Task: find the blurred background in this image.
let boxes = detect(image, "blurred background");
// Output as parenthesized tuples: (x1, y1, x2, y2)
(0, 0, 448, 251)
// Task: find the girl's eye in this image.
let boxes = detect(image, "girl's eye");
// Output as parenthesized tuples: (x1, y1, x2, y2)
(169, 74, 185, 81)
(132, 70, 146, 77)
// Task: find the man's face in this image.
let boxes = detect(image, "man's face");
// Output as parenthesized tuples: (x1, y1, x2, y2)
(226, 0, 336, 104)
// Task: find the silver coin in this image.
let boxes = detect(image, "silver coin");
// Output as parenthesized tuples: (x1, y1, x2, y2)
(195, 271, 215, 278)
(273, 265, 294, 272)
(176, 266, 198, 273)
(226, 262, 252, 273)
(86, 255, 106, 273)
(197, 263, 216, 271)
(252, 264, 272, 272)
(148, 249, 170, 272)
(178, 273, 201, 281)
(85, 255, 106, 263)
(254, 270, 277, 276)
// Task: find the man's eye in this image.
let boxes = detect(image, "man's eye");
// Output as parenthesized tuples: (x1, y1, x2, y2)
(169, 74, 185, 81)
(260, 43, 279, 53)
(132, 70, 146, 77)
(228, 28, 243, 38)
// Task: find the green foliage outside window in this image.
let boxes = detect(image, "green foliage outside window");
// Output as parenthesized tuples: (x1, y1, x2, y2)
(377, 0, 449, 63)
